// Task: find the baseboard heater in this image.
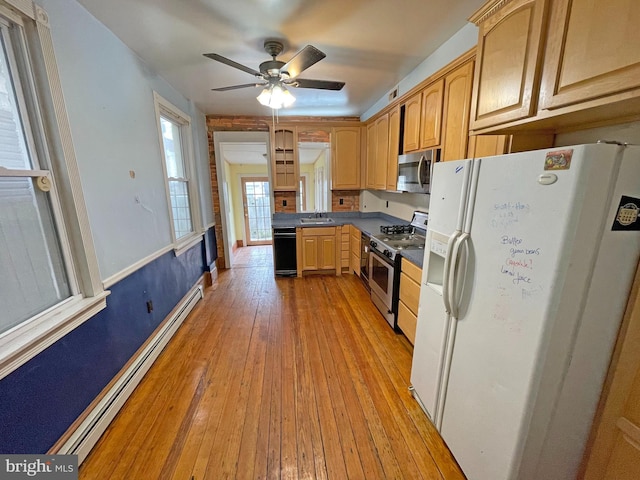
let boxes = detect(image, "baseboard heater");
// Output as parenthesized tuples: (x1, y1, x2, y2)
(56, 284, 204, 463)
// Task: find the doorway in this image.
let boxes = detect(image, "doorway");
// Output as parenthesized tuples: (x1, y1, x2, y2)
(241, 177, 272, 245)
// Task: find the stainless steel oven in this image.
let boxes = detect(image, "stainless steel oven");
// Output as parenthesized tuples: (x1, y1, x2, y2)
(369, 249, 397, 328)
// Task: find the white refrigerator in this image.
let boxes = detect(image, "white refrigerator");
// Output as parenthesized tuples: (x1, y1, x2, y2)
(410, 143, 640, 480)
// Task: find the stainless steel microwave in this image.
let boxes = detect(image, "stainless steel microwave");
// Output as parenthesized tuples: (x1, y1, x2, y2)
(396, 148, 440, 193)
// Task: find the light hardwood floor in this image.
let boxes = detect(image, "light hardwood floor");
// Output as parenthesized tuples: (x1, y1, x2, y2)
(79, 246, 463, 479)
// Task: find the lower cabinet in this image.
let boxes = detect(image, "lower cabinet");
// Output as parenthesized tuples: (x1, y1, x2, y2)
(350, 225, 361, 276)
(297, 227, 340, 276)
(398, 258, 422, 344)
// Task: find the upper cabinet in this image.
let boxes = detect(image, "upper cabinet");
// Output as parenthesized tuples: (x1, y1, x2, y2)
(469, 0, 548, 130)
(419, 78, 444, 149)
(402, 93, 422, 152)
(331, 126, 361, 190)
(538, 0, 640, 111)
(442, 61, 475, 162)
(470, 0, 640, 133)
(365, 122, 377, 189)
(271, 126, 299, 191)
(374, 114, 389, 189)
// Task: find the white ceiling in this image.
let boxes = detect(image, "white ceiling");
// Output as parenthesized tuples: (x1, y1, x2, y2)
(76, 0, 485, 118)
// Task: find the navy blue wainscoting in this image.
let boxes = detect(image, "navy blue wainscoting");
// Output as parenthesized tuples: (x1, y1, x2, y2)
(0, 237, 211, 454)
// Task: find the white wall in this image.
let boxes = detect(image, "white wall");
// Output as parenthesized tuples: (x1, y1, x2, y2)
(40, 0, 212, 279)
(361, 190, 430, 221)
(554, 122, 640, 147)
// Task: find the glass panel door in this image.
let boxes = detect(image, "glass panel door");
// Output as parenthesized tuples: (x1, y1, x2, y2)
(242, 177, 272, 245)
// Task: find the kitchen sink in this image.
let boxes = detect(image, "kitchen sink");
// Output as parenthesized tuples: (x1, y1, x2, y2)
(299, 217, 335, 224)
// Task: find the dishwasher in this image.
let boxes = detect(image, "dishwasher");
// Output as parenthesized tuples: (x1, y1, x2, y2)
(272, 227, 297, 276)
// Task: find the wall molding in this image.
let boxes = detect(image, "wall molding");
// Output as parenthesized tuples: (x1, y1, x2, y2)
(102, 245, 173, 289)
(51, 281, 204, 463)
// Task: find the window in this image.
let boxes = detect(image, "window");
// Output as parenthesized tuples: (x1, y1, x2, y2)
(0, 2, 106, 379)
(153, 93, 201, 253)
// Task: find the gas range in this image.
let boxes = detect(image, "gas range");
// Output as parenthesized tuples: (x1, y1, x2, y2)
(368, 211, 428, 330)
(369, 212, 428, 262)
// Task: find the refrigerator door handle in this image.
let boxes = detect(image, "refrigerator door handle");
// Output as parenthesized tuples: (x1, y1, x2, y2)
(449, 232, 470, 319)
(441, 232, 459, 315)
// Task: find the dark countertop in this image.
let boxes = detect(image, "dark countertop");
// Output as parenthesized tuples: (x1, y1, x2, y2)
(272, 212, 425, 268)
(400, 249, 425, 269)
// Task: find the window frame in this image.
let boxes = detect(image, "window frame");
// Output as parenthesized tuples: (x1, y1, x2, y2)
(153, 92, 202, 255)
(0, 1, 107, 380)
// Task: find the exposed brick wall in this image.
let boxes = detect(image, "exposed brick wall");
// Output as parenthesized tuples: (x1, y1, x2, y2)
(273, 191, 297, 213)
(298, 129, 330, 143)
(331, 191, 360, 212)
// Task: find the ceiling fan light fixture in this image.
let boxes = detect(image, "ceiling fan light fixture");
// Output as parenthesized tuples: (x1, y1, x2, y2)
(257, 83, 295, 109)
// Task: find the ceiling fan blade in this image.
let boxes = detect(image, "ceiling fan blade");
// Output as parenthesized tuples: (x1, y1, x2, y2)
(289, 78, 345, 91)
(211, 83, 265, 92)
(281, 45, 326, 78)
(203, 53, 262, 77)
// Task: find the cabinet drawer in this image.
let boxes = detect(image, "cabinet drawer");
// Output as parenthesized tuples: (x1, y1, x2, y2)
(400, 272, 420, 315)
(401, 258, 422, 284)
(302, 226, 336, 236)
(398, 301, 417, 345)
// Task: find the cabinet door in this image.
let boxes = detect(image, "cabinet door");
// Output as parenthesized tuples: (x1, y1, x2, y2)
(375, 114, 389, 190)
(402, 93, 422, 152)
(365, 122, 377, 189)
(318, 235, 336, 270)
(442, 61, 474, 162)
(387, 106, 400, 190)
(419, 79, 444, 149)
(469, 0, 548, 130)
(271, 127, 299, 190)
(467, 135, 509, 158)
(331, 127, 361, 190)
(539, 0, 640, 111)
(301, 236, 318, 270)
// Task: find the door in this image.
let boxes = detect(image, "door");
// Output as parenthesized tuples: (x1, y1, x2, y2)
(411, 159, 472, 422)
(241, 177, 272, 246)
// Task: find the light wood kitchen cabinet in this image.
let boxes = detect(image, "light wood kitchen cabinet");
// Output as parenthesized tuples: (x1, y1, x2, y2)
(441, 61, 474, 162)
(341, 226, 350, 272)
(298, 227, 339, 275)
(402, 92, 422, 152)
(539, 0, 640, 112)
(467, 133, 554, 157)
(387, 106, 400, 190)
(331, 126, 361, 190)
(398, 258, 422, 345)
(469, 0, 548, 131)
(350, 225, 361, 276)
(271, 126, 299, 191)
(375, 114, 389, 189)
(419, 78, 444, 149)
(365, 122, 376, 189)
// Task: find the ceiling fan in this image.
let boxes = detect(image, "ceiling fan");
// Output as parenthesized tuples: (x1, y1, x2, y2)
(204, 40, 345, 108)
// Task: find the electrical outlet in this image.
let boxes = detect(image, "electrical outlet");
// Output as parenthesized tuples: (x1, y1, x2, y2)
(282, 199, 287, 206)
(146, 300, 153, 313)
(339, 198, 344, 205)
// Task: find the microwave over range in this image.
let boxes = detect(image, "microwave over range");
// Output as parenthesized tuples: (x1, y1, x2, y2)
(396, 148, 440, 194)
